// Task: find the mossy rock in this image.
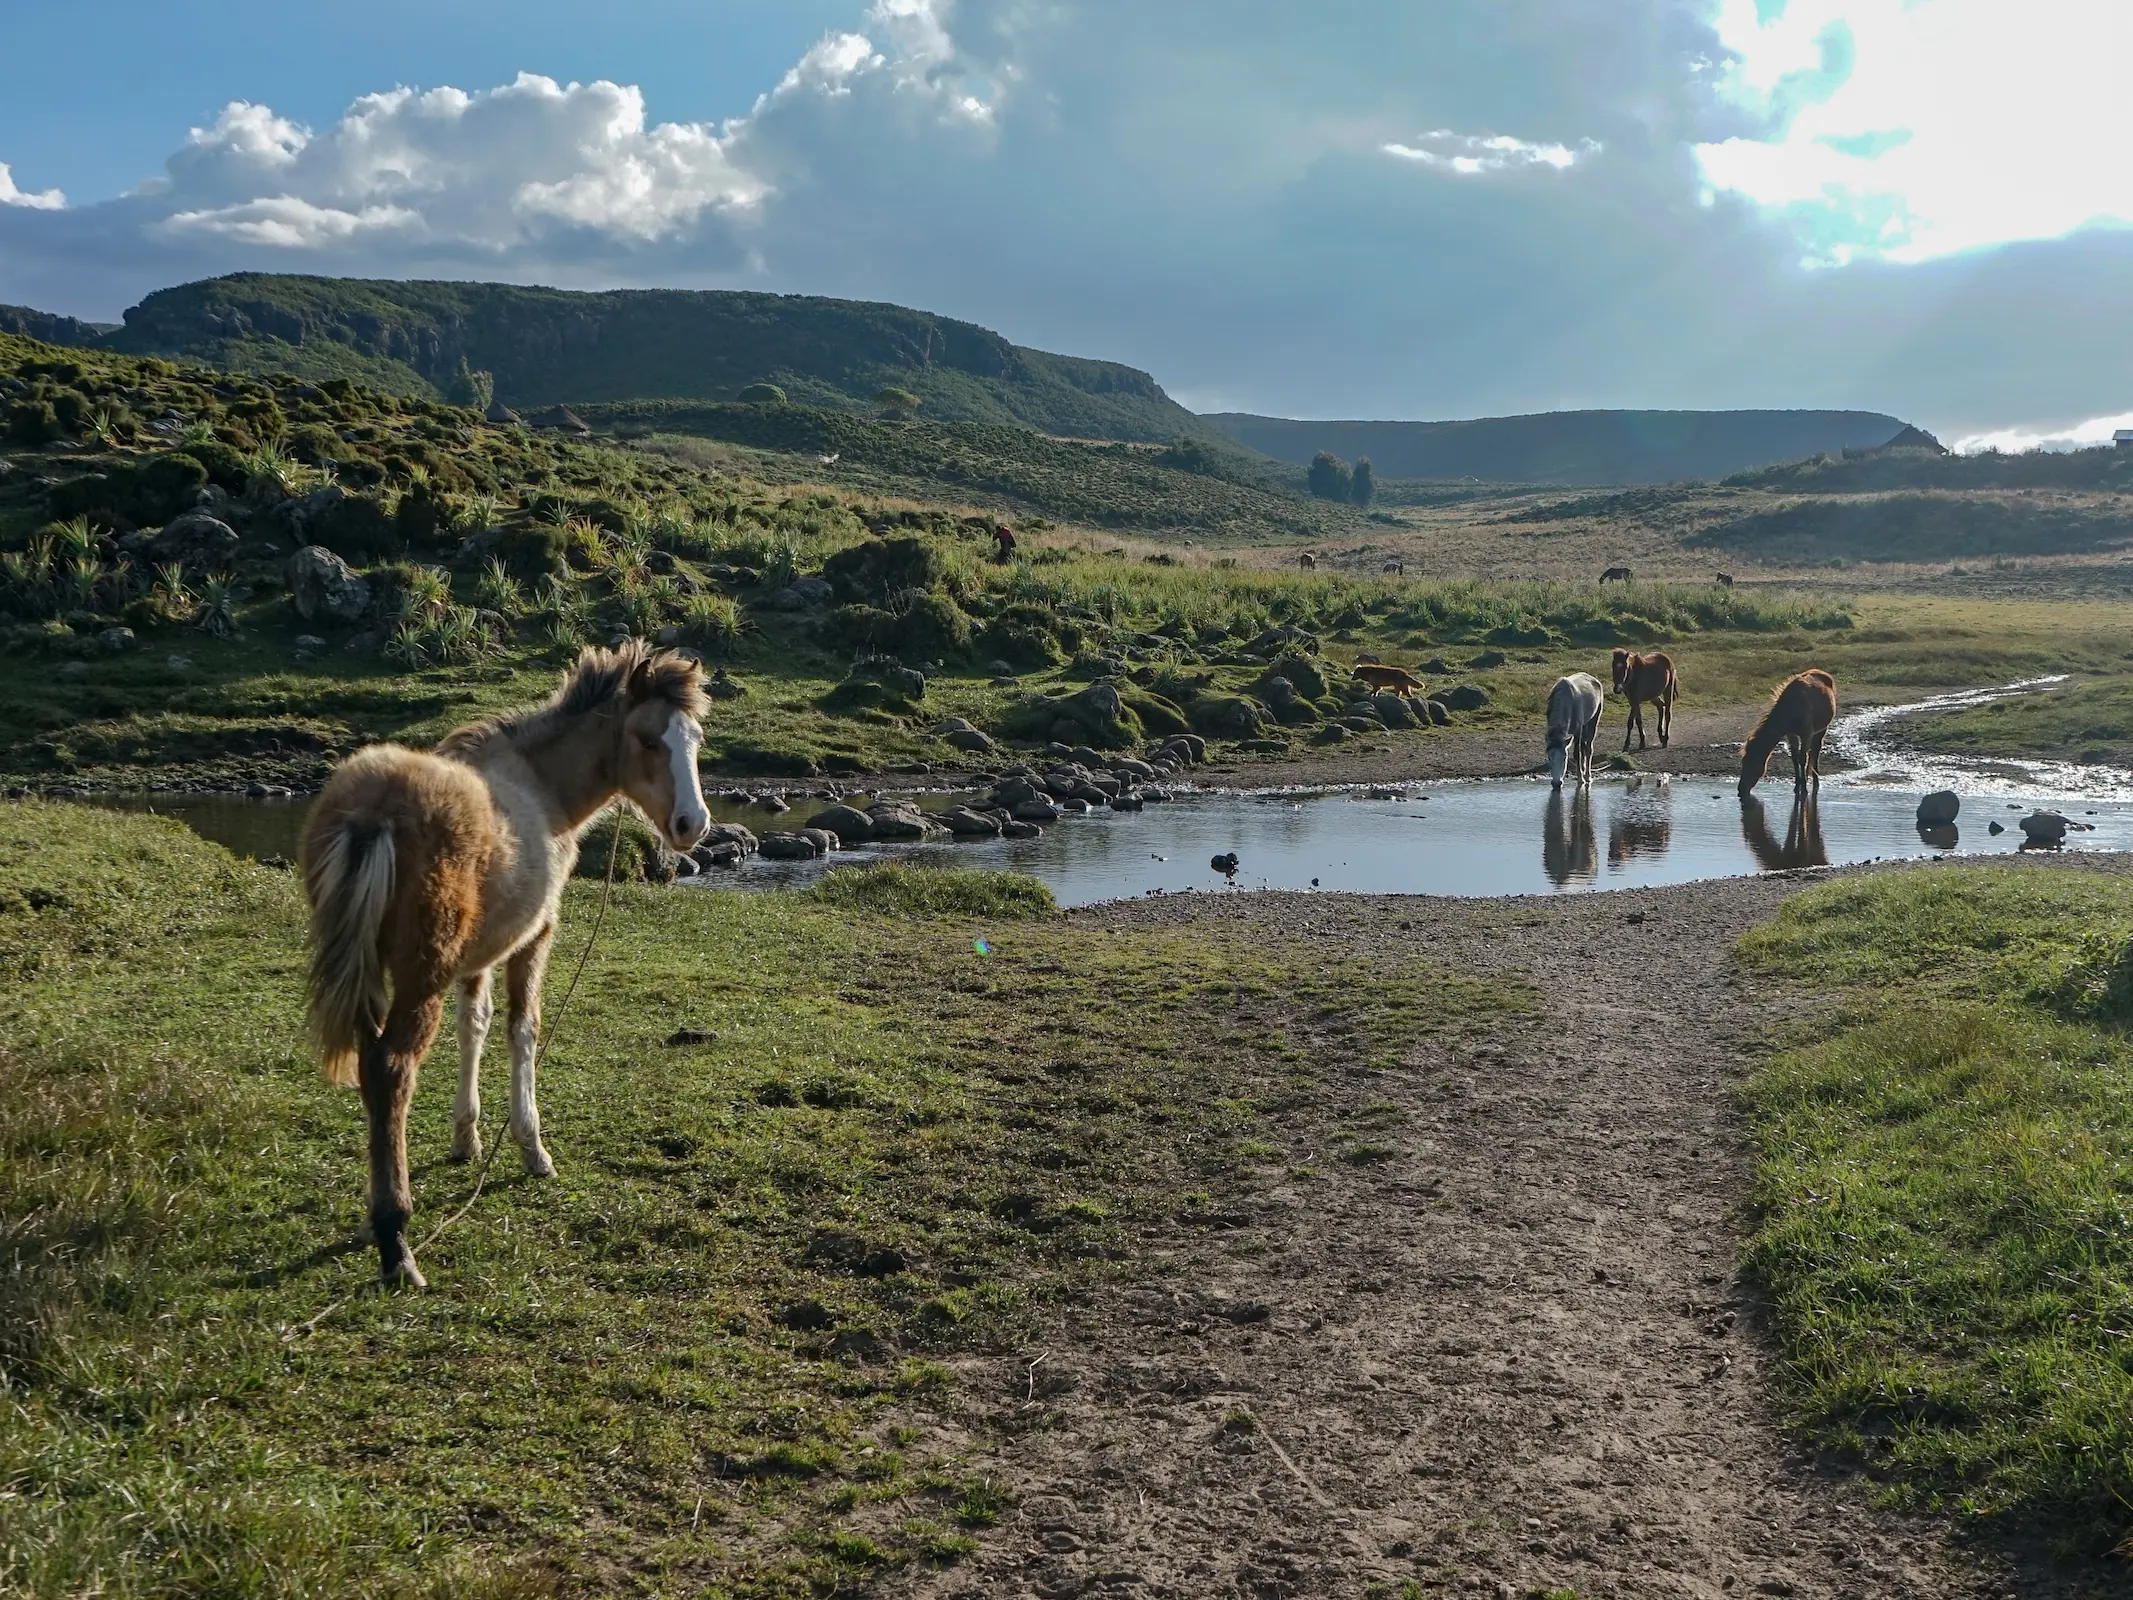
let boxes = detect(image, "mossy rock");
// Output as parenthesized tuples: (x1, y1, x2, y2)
(576, 809, 676, 882)
(822, 537, 950, 606)
(1119, 689, 1190, 737)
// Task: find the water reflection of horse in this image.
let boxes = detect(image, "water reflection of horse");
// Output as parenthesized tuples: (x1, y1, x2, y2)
(1543, 785, 1598, 888)
(1739, 793, 1827, 871)
(1607, 776, 1672, 869)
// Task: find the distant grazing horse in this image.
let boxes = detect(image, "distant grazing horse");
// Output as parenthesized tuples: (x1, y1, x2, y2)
(1738, 669, 1836, 799)
(991, 524, 1017, 561)
(1600, 566, 1632, 585)
(1546, 672, 1605, 789)
(1383, 559, 1405, 575)
(302, 641, 712, 1286)
(1299, 552, 1317, 570)
(1610, 648, 1677, 750)
(1714, 572, 1734, 588)
(1353, 662, 1426, 698)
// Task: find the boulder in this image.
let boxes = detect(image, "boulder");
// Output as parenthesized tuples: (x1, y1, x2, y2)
(756, 793, 790, 813)
(866, 804, 934, 840)
(945, 728, 995, 753)
(1370, 692, 1420, 728)
(1916, 790, 1960, 827)
(700, 822, 759, 858)
(1240, 737, 1290, 753)
(1110, 791, 1144, 812)
(1011, 798, 1064, 823)
(2020, 811, 2070, 845)
(801, 827, 841, 854)
(1421, 698, 1452, 726)
(1258, 653, 1330, 701)
(939, 807, 1003, 836)
(293, 633, 327, 654)
(807, 804, 874, 842)
(1468, 649, 1509, 669)
(1110, 756, 1157, 781)
(932, 716, 978, 735)
(1438, 684, 1491, 712)
(287, 545, 372, 624)
(98, 626, 136, 653)
(1001, 819, 1043, 839)
(144, 512, 240, 571)
(759, 831, 826, 860)
(1244, 625, 1318, 657)
(1190, 695, 1268, 740)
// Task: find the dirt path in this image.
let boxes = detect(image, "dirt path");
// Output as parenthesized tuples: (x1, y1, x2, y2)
(899, 866, 2110, 1600)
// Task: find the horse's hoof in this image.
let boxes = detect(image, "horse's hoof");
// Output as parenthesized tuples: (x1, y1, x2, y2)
(521, 1148, 556, 1179)
(449, 1130, 482, 1165)
(380, 1248, 427, 1290)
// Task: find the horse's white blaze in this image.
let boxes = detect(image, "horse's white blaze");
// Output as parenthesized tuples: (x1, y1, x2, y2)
(663, 712, 709, 846)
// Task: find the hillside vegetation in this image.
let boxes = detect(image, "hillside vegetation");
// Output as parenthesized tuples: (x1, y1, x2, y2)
(0, 328, 1873, 793)
(1207, 407, 1910, 485)
(584, 399, 1362, 544)
(89, 274, 1216, 443)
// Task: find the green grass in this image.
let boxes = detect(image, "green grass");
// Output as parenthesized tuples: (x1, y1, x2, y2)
(1903, 675, 2133, 768)
(0, 800, 1520, 1595)
(1738, 867, 2133, 1548)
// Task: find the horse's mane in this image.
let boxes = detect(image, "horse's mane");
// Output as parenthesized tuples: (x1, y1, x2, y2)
(438, 640, 708, 757)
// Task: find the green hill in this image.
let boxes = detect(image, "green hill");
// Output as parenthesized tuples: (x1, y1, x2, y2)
(1206, 408, 1913, 486)
(95, 274, 1214, 442)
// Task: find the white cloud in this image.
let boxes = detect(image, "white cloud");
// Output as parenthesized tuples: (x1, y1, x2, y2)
(1952, 410, 2133, 455)
(1698, 0, 2133, 264)
(146, 75, 768, 253)
(161, 196, 421, 248)
(1383, 129, 1597, 175)
(0, 161, 64, 210)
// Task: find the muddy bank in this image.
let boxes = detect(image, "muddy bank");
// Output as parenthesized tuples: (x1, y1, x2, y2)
(895, 855, 2133, 1600)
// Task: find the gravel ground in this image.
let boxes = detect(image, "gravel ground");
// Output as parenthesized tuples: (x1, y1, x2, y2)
(894, 854, 2133, 1600)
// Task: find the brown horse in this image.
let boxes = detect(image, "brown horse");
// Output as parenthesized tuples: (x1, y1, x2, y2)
(1738, 669, 1836, 798)
(1610, 648, 1677, 750)
(302, 641, 712, 1286)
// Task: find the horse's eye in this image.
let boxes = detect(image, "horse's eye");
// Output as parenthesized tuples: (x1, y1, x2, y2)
(638, 732, 664, 751)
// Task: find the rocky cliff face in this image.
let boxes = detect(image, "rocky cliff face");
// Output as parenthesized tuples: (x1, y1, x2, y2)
(0, 304, 115, 348)
(101, 274, 1201, 441)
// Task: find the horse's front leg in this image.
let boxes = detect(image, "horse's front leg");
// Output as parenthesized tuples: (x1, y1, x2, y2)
(1622, 702, 1638, 751)
(451, 970, 494, 1164)
(505, 924, 558, 1179)
(1807, 728, 1827, 788)
(1658, 696, 1671, 748)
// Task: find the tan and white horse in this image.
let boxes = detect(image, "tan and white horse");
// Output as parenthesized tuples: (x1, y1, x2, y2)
(301, 641, 711, 1286)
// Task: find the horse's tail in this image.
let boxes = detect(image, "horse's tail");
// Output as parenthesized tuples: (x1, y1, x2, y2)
(1661, 661, 1678, 705)
(304, 820, 395, 1087)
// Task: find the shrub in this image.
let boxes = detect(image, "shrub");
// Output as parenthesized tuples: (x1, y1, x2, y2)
(804, 862, 1055, 919)
(977, 616, 1064, 670)
(6, 398, 59, 445)
(875, 386, 922, 417)
(738, 382, 788, 404)
(309, 493, 397, 560)
(1307, 450, 1352, 501)
(822, 537, 950, 606)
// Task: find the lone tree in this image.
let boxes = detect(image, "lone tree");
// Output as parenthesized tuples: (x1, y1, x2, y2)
(1307, 450, 1352, 501)
(875, 385, 922, 418)
(1350, 456, 1376, 507)
(443, 356, 494, 414)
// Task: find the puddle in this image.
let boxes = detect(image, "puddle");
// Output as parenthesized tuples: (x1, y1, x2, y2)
(81, 679, 2133, 907)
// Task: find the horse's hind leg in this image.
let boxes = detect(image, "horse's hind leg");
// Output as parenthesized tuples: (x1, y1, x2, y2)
(1807, 728, 1827, 788)
(451, 970, 493, 1163)
(1658, 694, 1672, 748)
(505, 924, 558, 1179)
(363, 989, 444, 1287)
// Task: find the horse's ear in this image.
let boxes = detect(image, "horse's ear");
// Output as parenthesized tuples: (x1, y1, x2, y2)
(625, 654, 655, 703)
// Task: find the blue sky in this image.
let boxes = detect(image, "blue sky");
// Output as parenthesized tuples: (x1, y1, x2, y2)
(2, 0, 2130, 443)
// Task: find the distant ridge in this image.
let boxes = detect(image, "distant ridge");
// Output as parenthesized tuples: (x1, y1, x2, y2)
(0, 303, 119, 348)
(91, 274, 1216, 444)
(1205, 408, 1913, 486)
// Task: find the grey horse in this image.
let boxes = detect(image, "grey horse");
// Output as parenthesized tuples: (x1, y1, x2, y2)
(1546, 672, 1605, 789)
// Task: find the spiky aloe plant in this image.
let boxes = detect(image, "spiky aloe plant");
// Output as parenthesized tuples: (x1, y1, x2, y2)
(180, 418, 218, 449)
(464, 493, 507, 532)
(678, 590, 743, 657)
(383, 620, 430, 670)
(51, 516, 98, 563)
(476, 556, 525, 618)
(150, 563, 194, 623)
(60, 556, 102, 613)
(193, 573, 240, 638)
(83, 406, 125, 448)
(0, 549, 45, 618)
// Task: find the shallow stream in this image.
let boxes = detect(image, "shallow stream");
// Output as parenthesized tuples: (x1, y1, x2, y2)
(91, 680, 2133, 908)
